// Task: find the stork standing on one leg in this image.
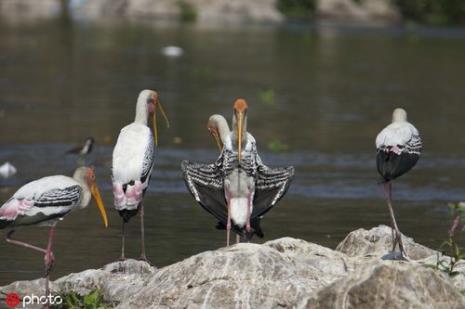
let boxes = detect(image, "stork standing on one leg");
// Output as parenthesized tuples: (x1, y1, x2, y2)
(182, 100, 294, 246)
(112, 89, 169, 262)
(0, 167, 108, 301)
(376, 108, 422, 259)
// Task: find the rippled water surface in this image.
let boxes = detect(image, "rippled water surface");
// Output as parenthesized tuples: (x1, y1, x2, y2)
(1, 20, 465, 285)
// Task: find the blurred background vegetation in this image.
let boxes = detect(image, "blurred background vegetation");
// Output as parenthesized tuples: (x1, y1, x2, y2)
(394, 0, 465, 25)
(277, 0, 465, 25)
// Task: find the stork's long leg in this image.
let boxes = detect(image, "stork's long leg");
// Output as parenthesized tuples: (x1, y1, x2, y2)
(44, 223, 57, 301)
(139, 202, 149, 263)
(120, 221, 126, 261)
(383, 182, 407, 259)
(226, 192, 231, 247)
(236, 234, 240, 244)
(5, 230, 48, 255)
(6, 224, 57, 301)
(246, 192, 252, 233)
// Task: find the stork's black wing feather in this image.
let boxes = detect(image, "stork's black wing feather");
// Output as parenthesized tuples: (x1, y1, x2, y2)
(181, 160, 227, 224)
(252, 165, 294, 218)
(34, 185, 82, 208)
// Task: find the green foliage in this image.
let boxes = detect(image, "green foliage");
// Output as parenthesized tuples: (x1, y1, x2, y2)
(435, 202, 465, 276)
(257, 89, 276, 106)
(267, 139, 289, 153)
(178, 1, 197, 23)
(277, 0, 315, 18)
(192, 66, 214, 78)
(396, 0, 465, 25)
(52, 290, 112, 309)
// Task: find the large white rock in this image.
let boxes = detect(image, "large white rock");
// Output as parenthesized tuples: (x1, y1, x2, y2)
(1, 226, 464, 308)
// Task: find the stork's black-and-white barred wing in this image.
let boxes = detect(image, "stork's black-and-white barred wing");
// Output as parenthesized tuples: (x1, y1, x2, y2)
(35, 185, 82, 208)
(252, 165, 295, 218)
(221, 148, 258, 178)
(140, 132, 155, 183)
(181, 160, 228, 224)
(405, 132, 422, 155)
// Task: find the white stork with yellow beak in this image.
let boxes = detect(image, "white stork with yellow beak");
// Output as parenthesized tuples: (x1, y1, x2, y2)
(112, 89, 169, 262)
(182, 99, 294, 246)
(0, 166, 108, 299)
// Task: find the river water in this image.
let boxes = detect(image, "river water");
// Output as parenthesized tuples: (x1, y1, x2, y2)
(1, 20, 465, 285)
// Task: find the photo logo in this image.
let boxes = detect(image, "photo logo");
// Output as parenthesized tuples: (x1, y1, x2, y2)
(5, 293, 20, 308)
(3, 292, 63, 308)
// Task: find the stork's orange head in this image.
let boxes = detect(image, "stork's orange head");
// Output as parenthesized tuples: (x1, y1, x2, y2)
(234, 98, 248, 113)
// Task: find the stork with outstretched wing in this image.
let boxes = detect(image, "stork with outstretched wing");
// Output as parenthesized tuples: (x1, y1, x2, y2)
(182, 99, 294, 246)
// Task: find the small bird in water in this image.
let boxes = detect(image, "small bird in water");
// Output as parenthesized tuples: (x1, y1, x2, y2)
(66, 137, 95, 156)
(112, 89, 169, 262)
(376, 108, 422, 259)
(182, 99, 294, 246)
(0, 162, 17, 178)
(0, 166, 108, 299)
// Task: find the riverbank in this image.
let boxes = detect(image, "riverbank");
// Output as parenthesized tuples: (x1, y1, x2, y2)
(2, 225, 464, 308)
(0, 0, 400, 25)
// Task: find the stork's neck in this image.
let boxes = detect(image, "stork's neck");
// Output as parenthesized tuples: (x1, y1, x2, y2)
(73, 173, 91, 209)
(215, 116, 231, 144)
(134, 96, 149, 125)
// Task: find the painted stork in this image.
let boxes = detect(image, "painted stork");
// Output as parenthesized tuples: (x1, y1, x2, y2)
(206, 114, 264, 244)
(376, 108, 422, 259)
(182, 99, 294, 246)
(112, 89, 169, 262)
(0, 166, 108, 298)
(66, 137, 95, 156)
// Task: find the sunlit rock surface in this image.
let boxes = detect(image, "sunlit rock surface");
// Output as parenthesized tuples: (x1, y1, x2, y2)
(317, 0, 401, 23)
(0, 0, 62, 23)
(2, 226, 464, 308)
(336, 225, 437, 260)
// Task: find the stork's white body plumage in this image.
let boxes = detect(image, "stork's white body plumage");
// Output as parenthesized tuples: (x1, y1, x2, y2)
(112, 123, 154, 198)
(113, 124, 153, 184)
(0, 175, 86, 226)
(111, 89, 169, 261)
(376, 122, 420, 152)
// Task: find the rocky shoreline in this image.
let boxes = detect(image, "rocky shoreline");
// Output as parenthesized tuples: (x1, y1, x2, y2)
(0, 0, 400, 25)
(2, 225, 465, 308)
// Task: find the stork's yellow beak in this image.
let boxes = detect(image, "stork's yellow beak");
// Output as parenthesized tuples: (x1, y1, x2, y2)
(90, 183, 108, 228)
(214, 133, 223, 151)
(153, 101, 170, 146)
(236, 111, 244, 162)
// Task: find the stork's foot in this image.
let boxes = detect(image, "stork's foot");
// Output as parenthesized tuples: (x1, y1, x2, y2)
(138, 255, 152, 265)
(396, 233, 410, 261)
(388, 230, 410, 261)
